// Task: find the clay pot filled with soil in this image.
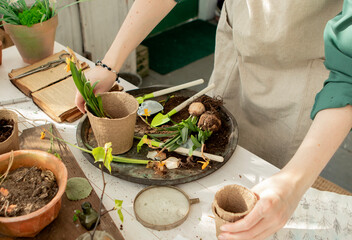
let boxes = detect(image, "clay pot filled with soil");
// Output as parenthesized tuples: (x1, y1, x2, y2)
(0, 109, 19, 155)
(212, 184, 257, 237)
(0, 150, 67, 237)
(86, 92, 139, 154)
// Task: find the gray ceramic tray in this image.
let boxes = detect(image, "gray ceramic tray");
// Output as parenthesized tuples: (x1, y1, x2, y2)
(76, 86, 239, 185)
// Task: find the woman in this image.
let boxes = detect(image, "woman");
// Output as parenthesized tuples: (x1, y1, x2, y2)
(75, 1, 352, 239)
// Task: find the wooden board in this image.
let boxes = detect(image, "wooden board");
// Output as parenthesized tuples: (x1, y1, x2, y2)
(0, 124, 124, 240)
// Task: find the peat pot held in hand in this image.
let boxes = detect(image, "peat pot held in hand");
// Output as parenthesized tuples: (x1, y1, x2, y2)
(0, 109, 19, 155)
(0, 150, 68, 237)
(86, 92, 139, 154)
(3, 14, 58, 64)
(212, 184, 257, 237)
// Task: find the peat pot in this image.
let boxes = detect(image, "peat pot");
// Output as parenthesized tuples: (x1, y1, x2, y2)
(0, 109, 19, 155)
(0, 150, 68, 237)
(212, 184, 257, 237)
(3, 15, 58, 64)
(86, 92, 139, 154)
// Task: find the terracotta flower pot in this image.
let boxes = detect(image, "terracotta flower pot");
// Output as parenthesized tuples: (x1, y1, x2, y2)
(0, 109, 19, 155)
(0, 150, 68, 237)
(3, 15, 58, 64)
(87, 92, 139, 154)
(212, 184, 257, 237)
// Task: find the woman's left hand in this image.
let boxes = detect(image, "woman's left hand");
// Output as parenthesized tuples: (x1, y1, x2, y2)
(218, 172, 305, 240)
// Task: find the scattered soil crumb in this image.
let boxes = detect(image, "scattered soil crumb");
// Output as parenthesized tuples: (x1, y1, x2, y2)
(0, 166, 58, 217)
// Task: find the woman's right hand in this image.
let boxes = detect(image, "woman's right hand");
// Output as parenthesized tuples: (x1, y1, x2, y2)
(75, 66, 117, 113)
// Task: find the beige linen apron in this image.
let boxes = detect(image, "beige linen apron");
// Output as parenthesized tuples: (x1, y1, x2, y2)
(209, 0, 343, 168)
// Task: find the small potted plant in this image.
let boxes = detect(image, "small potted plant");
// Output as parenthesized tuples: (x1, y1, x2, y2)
(0, 109, 19, 155)
(0, 150, 68, 237)
(0, 0, 85, 63)
(67, 49, 139, 154)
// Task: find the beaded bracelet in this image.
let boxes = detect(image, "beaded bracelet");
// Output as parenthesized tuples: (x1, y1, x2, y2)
(95, 60, 120, 83)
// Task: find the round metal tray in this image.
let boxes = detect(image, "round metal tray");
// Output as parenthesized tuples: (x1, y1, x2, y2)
(76, 86, 239, 185)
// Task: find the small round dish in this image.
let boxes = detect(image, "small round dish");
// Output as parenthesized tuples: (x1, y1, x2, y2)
(133, 186, 199, 230)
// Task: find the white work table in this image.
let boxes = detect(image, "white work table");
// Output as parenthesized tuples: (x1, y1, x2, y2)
(1, 43, 351, 240)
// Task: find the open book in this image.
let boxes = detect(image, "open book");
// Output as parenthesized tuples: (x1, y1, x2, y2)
(8, 50, 88, 122)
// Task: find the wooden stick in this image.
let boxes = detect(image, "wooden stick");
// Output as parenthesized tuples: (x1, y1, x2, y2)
(173, 147, 224, 162)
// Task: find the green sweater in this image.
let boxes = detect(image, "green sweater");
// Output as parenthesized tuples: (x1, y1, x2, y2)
(311, 0, 352, 119)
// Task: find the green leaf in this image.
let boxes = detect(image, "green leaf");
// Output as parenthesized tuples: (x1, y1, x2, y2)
(137, 135, 147, 153)
(66, 177, 92, 201)
(198, 130, 204, 143)
(147, 133, 177, 138)
(191, 135, 201, 148)
(117, 209, 124, 223)
(168, 143, 180, 152)
(180, 127, 188, 143)
(91, 145, 113, 173)
(71, 62, 84, 93)
(114, 199, 123, 209)
(176, 138, 183, 145)
(91, 81, 99, 94)
(188, 147, 193, 156)
(73, 209, 81, 222)
(186, 119, 197, 132)
(96, 95, 106, 117)
(92, 147, 105, 163)
(163, 135, 181, 149)
(113, 199, 124, 223)
(104, 147, 113, 173)
(54, 152, 62, 160)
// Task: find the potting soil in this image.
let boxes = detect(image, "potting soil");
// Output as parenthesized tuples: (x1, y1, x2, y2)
(0, 166, 58, 217)
(0, 119, 14, 142)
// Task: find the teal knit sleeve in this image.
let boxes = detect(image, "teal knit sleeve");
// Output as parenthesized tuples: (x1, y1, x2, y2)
(311, 1, 352, 119)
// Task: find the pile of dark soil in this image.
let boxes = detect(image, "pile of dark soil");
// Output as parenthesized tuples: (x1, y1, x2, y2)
(0, 119, 14, 142)
(0, 166, 58, 217)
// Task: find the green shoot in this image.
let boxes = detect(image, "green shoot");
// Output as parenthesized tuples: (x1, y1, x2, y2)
(73, 209, 81, 222)
(70, 61, 108, 118)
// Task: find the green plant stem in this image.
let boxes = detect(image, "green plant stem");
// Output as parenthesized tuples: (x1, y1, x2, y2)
(100, 208, 114, 217)
(44, 129, 150, 165)
(90, 151, 108, 240)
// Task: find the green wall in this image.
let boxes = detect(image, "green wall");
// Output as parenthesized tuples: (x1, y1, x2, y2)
(149, 0, 199, 36)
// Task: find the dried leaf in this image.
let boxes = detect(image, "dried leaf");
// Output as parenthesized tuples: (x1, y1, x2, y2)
(40, 131, 46, 140)
(0, 187, 9, 197)
(7, 204, 16, 214)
